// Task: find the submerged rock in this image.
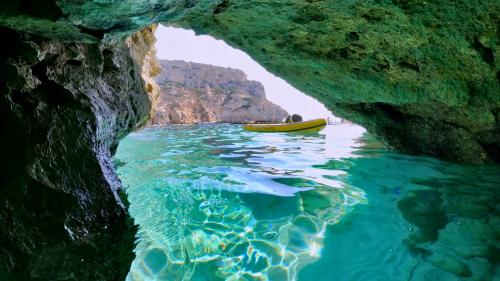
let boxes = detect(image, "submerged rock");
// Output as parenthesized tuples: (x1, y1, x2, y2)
(396, 165, 500, 280)
(151, 60, 288, 124)
(424, 251, 472, 278)
(397, 190, 448, 243)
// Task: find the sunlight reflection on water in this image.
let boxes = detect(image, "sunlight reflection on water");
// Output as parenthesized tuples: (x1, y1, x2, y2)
(116, 124, 367, 280)
(115, 124, 500, 281)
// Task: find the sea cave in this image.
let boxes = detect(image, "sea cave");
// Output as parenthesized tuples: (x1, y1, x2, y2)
(0, 1, 499, 280)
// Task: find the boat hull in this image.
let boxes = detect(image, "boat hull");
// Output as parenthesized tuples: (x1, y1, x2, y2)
(243, 118, 327, 132)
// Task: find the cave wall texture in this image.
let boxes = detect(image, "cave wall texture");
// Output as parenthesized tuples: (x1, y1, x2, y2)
(0, 20, 153, 281)
(0, 0, 499, 280)
(9, 0, 494, 163)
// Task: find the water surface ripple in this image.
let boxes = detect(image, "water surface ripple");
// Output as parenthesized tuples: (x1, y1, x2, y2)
(115, 124, 500, 281)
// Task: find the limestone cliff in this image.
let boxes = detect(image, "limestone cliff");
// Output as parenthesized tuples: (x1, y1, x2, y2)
(150, 60, 288, 125)
(126, 25, 162, 120)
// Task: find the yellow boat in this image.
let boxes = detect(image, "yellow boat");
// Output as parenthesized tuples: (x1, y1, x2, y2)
(243, 118, 327, 132)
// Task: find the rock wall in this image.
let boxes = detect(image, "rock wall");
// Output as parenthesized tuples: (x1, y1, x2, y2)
(173, 0, 500, 163)
(151, 60, 288, 124)
(0, 26, 154, 280)
(0, 1, 498, 163)
(126, 25, 162, 120)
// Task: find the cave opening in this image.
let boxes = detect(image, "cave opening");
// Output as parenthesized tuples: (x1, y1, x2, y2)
(112, 24, 500, 281)
(108, 23, 500, 281)
(150, 24, 338, 124)
(115, 24, 371, 280)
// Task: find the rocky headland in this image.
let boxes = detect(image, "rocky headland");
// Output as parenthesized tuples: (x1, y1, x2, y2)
(150, 60, 288, 125)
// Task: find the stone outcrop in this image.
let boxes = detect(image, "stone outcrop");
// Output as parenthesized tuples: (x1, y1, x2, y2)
(126, 25, 162, 120)
(150, 60, 288, 124)
(0, 26, 155, 280)
(0, 0, 499, 280)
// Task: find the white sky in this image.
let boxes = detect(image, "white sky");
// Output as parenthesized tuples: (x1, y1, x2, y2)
(155, 25, 335, 120)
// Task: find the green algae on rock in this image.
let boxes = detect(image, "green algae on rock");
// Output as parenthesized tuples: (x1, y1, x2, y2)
(0, 0, 498, 163)
(173, 0, 500, 163)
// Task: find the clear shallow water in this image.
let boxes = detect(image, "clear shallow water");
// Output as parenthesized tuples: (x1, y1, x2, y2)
(114, 124, 500, 281)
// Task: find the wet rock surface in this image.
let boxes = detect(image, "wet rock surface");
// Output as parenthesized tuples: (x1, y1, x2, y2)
(151, 60, 288, 124)
(0, 26, 151, 280)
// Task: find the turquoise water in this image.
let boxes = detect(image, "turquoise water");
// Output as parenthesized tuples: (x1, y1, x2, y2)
(114, 124, 500, 281)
